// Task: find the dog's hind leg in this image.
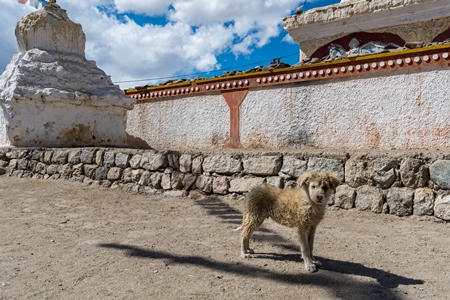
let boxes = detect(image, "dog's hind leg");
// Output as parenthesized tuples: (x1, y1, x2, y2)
(240, 215, 264, 258)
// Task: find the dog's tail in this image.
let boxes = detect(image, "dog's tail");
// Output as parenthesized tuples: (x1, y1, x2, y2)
(233, 225, 242, 232)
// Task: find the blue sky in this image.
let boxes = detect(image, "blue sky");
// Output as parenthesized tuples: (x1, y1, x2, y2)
(0, 0, 340, 89)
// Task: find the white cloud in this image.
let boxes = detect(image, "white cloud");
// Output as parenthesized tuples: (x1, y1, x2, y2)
(167, 0, 297, 57)
(0, 1, 31, 68)
(114, 0, 173, 16)
(282, 33, 296, 44)
(193, 53, 219, 71)
(0, 0, 302, 89)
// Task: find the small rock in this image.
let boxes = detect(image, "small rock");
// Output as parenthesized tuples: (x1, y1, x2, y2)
(188, 190, 205, 200)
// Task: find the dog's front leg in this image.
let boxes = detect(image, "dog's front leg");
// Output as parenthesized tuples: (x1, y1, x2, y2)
(308, 226, 322, 267)
(298, 229, 317, 273)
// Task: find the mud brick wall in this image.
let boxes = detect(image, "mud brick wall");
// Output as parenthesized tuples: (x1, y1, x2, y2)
(1, 147, 449, 221)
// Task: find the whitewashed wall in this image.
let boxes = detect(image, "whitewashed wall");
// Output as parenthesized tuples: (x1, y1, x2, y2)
(127, 94, 230, 149)
(1, 97, 129, 147)
(126, 66, 450, 151)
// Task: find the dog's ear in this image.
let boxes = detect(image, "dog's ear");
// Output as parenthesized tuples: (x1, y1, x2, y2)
(326, 172, 341, 190)
(298, 171, 313, 187)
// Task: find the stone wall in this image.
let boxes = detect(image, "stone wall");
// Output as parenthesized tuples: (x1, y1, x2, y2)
(1, 147, 449, 221)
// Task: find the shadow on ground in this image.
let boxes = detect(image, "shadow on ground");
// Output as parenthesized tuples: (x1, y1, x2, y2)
(98, 243, 424, 300)
(193, 196, 243, 226)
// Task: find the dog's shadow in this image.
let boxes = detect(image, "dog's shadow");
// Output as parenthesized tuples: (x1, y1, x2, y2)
(253, 252, 422, 289)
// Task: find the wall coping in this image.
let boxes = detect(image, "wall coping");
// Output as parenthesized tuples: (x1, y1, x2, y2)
(124, 44, 450, 101)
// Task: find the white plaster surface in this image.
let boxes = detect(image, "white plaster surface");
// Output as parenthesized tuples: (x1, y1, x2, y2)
(126, 95, 230, 150)
(0, 49, 133, 147)
(284, 0, 449, 33)
(2, 99, 128, 147)
(127, 65, 450, 151)
(15, 4, 85, 55)
(240, 66, 450, 150)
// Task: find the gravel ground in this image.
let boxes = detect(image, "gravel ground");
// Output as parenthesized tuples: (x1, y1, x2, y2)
(1, 176, 449, 300)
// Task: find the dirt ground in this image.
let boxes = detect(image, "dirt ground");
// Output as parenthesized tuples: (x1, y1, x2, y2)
(0, 176, 449, 300)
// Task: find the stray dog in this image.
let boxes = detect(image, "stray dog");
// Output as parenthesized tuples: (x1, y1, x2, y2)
(236, 171, 340, 272)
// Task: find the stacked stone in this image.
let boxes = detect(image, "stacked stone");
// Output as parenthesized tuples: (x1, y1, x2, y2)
(336, 156, 450, 221)
(0, 148, 449, 221)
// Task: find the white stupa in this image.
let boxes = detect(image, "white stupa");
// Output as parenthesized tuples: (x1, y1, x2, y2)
(0, 3, 134, 147)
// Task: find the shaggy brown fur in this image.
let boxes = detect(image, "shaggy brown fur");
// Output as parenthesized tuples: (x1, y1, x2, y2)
(237, 171, 340, 272)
